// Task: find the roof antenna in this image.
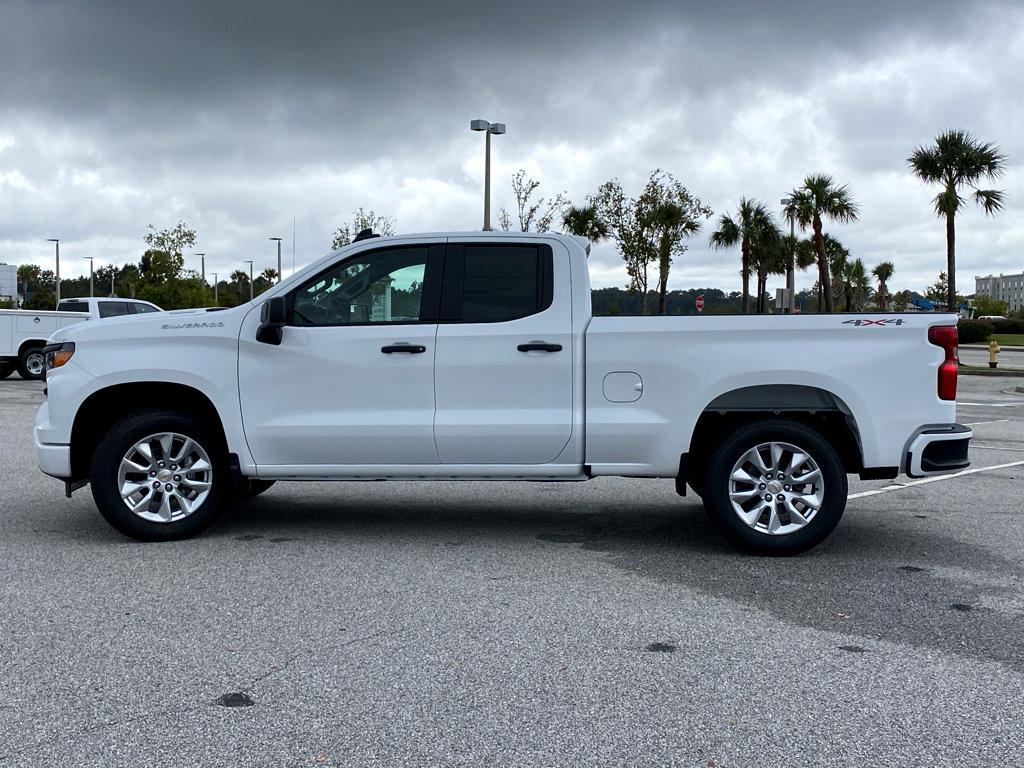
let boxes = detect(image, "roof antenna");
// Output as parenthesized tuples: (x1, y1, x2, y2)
(353, 228, 380, 243)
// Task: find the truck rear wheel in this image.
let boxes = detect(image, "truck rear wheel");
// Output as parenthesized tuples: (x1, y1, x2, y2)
(17, 346, 46, 380)
(702, 419, 847, 555)
(90, 410, 230, 541)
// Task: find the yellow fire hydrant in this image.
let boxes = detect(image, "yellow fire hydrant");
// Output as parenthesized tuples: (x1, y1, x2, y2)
(989, 339, 1001, 368)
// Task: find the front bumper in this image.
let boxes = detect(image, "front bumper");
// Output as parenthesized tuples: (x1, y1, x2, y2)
(35, 401, 71, 478)
(905, 424, 972, 478)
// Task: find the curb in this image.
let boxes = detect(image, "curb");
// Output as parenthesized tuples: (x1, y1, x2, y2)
(959, 367, 1024, 377)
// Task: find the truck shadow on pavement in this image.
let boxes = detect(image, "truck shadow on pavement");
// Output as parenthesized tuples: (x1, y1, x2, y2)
(206, 488, 1024, 671)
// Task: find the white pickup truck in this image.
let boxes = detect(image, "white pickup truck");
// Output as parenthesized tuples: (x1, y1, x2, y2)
(34, 232, 970, 553)
(1, 297, 161, 379)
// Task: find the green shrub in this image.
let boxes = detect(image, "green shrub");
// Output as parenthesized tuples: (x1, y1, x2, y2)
(991, 319, 1024, 335)
(958, 319, 995, 343)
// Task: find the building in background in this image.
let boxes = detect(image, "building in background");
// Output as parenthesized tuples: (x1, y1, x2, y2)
(975, 272, 1024, 313)
(0, 264, 18, 306)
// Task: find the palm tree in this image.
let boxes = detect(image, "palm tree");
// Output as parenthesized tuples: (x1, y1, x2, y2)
(648, 201, 701, 315)
(825, 235, 851, 311)
(230, 269, 249, 305)
(783, 174, 859, 313)
(908, 130, 1006, 311)
(872, 261, 895, 311)
(709, 198, 775, 314)
(748, 221, 785, 313)
(561, 205, 609, 243)
(847, 258, 871, 311)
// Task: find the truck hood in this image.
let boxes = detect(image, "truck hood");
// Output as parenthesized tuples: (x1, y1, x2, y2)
(47, 304, 251, 345)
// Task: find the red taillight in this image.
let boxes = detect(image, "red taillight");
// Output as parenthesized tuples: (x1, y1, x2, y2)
(928, 325, 958, 401)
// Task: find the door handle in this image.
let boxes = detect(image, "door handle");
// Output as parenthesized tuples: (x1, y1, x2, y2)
(517, 341, 562, 353)
(381, 344, 427, 354)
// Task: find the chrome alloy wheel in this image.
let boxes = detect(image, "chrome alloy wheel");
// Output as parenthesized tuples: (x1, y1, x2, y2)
(728, 441, 824, 536)
(25, 351, 45, 377)
(117, 432, 213, 523)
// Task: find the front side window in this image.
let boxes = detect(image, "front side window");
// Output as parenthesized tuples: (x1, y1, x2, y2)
(292, 247, 429, 326)
(98, 301, 132, 318)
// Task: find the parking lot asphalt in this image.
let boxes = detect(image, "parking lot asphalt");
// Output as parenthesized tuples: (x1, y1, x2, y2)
(1, 376, 1023, 767)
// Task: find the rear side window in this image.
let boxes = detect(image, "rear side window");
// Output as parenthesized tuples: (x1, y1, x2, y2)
(58, 300, 89, 313)
(98, 301, 132, 318)
(132, 303, 159, 313)
(445, 244, 552, 323)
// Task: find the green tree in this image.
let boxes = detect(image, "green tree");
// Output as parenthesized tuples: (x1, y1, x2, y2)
(648, 201, 704, 315)
(592, 170, 711, 315)
(925, 272, 966, 307)
(17, 264, 40, 298)
(783, 174, 859, 313)
(908, 130, 1006, 312)
(561, 205, 609, 242)
(971, 294, 1008, 317)
(749, 225, 787, 313)
(331, 208, 395, 250)
(144, 221, 197, 258)
(709, 199, 775, 314)
(872, 261, 895, 311)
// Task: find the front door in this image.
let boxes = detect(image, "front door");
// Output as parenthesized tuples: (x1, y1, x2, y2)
(239, 242, 444, 468)
(433, 241, 574, 464)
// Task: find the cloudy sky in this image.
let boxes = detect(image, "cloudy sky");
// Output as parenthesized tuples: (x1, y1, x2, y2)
(1, 0, 1021, 295)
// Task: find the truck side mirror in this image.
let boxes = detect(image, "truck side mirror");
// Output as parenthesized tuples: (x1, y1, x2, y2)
(256, 296, 288, 345)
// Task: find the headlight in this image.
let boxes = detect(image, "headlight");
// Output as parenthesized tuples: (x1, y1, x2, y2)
(43, 342, 75, 371)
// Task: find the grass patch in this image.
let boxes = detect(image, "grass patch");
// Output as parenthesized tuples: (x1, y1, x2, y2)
(992, 334, 1024, 346)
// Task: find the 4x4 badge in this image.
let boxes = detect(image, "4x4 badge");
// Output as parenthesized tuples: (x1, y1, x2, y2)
(842, 318, 905, 326)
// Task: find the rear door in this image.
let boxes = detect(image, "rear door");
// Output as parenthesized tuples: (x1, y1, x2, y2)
(432, 241, 574, 464)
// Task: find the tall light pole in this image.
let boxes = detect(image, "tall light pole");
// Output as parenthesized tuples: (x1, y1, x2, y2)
(470, 119, 506, 231)
(46, 239, 60, 305)
(244, 260, 254, 301)
(210, 272, 218, 306)
(269, 237, 282, 282)
(82, 257, 94, 297)
(780, 198, 796, 313)
(194, 252, 206, 285)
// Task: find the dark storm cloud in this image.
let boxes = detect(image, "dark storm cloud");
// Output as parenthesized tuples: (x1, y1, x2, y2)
(0, 0, 1021, 290)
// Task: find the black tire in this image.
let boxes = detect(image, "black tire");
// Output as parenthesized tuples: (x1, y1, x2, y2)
(702, 419, 847, 555)
(90, 410, 231, 541)
(17, 346, 46, 380)
(0, 362, 14, 379)
(241, 479, 276, 501)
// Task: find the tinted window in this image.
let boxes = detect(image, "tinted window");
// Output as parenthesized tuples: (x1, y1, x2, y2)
(292, 247, 429, 326)
(98, 301, 132, 318)
(132, 303, 159, 313)
(57, 300, 89, 313)
(461, 245, 550, 323)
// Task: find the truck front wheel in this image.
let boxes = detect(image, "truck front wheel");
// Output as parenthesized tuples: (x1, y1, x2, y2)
(90, 410, 230, 541)
(17, 346, 46, 380)
(702, 420, 847, 555)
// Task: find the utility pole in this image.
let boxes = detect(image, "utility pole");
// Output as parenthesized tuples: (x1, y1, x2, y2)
(269, 237, 283, 283)
(194, 252, 206, 285)
(244, 260, 254, 302)
(46, 239, 60, 305)
(780, 198, 796, 313)
(210, 272, 218, 305)
(470, 120, 506, 231)
(82, 257, 94, 297)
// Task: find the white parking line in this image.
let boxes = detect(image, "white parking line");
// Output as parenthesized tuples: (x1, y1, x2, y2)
(962, 419, 1009, 426)
(849, 460, 1024, 500)
(957, 402, 1024, 407)
(971, 444, 1024, 452)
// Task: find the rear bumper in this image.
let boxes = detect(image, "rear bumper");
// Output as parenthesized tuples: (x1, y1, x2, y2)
(905, 424, 972, 478)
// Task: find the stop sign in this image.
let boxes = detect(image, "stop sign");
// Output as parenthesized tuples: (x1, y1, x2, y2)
(695, 294, 705, 313)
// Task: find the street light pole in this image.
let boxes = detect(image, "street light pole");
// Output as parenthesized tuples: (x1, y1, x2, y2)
(269, 237, 282, 282)
(780, 198, 796, 313)
(194, 252, 206, 285)
(82, 257, 94, 297)
(210, 272, 218, 305)
(470, 119, 506, 231)
(46, 239, 60, 305)
(244, 260, 254, 302)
